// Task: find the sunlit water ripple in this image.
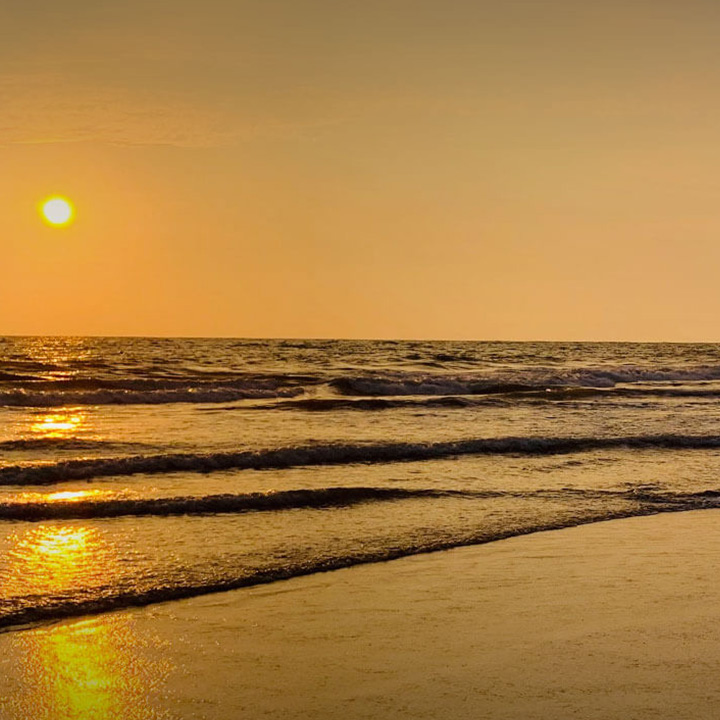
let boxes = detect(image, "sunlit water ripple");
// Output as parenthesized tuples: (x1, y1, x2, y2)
(2, 337, 720, 629)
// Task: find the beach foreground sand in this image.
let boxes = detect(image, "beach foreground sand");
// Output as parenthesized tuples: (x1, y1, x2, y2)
(3, 509, 720, 719)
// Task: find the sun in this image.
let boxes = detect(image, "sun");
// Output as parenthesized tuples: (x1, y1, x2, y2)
(39, 196, 75, 227)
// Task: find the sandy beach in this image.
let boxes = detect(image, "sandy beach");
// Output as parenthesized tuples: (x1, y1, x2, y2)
(2, 509, 720, 719)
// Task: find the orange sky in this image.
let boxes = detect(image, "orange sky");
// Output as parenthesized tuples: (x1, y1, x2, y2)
(3, 1, 720, 340)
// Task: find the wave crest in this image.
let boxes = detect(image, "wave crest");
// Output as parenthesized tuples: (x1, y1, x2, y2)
(5, 434, 720, 486)
(0, 385, 302, 407)
(0, 486, 454, 521)
(331, 367, 720, 397)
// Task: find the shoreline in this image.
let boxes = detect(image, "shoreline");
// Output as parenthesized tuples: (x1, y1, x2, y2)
(0, 505, 685, 634)
(3, 509, 720, 719)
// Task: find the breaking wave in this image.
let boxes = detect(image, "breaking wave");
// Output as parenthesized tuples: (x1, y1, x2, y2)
(0, 486, 459, 521)
(268, 396, 491, 412)
(2, 485, 714, 523)
(264, 386, 720, 412)
(330, 366, 720, 396)
(5, 434, 720, 485)
(0, 385, 303, 407)
(0, 438, 153, 452)
(5, 362, 720, 407)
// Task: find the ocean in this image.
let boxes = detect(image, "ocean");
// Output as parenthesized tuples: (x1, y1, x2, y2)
(2, 336, 720, 631)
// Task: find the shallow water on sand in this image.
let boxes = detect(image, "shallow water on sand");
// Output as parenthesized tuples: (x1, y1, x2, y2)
(3, 511, 720, 720)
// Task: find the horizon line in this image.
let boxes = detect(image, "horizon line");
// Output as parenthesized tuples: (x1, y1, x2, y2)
(1, 334, 719, 345)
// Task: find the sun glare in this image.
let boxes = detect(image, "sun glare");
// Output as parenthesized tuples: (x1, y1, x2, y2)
(39, 196, 75, 227)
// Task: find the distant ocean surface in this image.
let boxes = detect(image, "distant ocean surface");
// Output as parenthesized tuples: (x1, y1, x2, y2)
(3, 337, 720, 630)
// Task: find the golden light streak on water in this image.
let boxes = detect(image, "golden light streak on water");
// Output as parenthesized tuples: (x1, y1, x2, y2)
(0, 524, 172, 718)
(30, 411, 86, 438)
(16, 489, 111, 503)
(1, 525, 118, 597)
(45, 490, 103, 502)
(5, 615, 172, 720)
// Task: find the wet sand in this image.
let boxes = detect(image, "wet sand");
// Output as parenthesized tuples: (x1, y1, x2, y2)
(3, 509, 720, 719)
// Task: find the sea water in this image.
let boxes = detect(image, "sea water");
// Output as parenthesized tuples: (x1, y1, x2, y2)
(2, 337, 720, 629)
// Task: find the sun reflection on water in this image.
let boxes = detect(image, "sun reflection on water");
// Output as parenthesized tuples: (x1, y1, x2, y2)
(16, 489, 114, 504)
(2, 524, 118, 597)
(29, 411, 86, 439)
(0, 524, 171, 718)
(7, 615, 172, 720)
